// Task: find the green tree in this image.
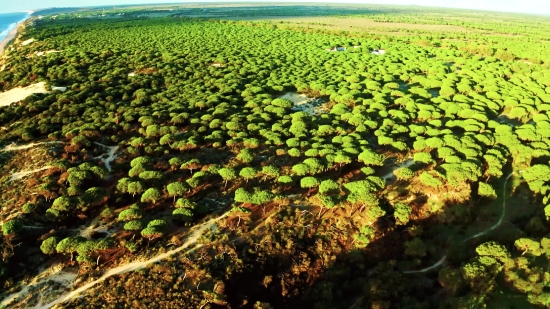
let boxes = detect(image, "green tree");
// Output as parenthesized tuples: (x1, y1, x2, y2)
(141, 226, 163, 241)
(358, 149, 384, 166)
(234, 188, 252, 204)
(287, 148, 301, 158)
(127, 181, 144, 198)
(56, 236, 85, 261)
(239, 167, 258, 184)
(354, 225, 375, 248)
(173, 208, 193, 222)
(124, 220, 144, 231)
(237, 149, 254, 163)
(166, 182, 188, 201)
(475, 241, 510, 262)
(131, 156, 153, 167)
(218, 167, 237, 189)
(139, 171, 163, 181)
(168, 157, 183, 170)
(419, 172, 443, 188)
(278, 175, 293, 184)
(394, 203, 412, 225)
(261, 165, 280, 181)
(478, 182, 497, 199)
(22, 203, 37, 214)
(141, 188, 162, 204)
(394, 167, 414, 181)
(251, 190, 275, 205)
(404, 238, 427, 257)
(176, 198, 196, 209)
(514, 238, 542, 256)
(2, 219, 22, 236)
(118, 206, 143, 221)
(40, 237, 58, 255)
(414, 152, 434, 164)
(334, 153, 352, 172)
(319, 179, 339, 194)
(301, 177, 320, 189)
(180, 159, 201, 174)
(292, 163, 310, 176)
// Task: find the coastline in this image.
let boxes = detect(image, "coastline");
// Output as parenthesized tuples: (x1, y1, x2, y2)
(0, 14, 32, 56)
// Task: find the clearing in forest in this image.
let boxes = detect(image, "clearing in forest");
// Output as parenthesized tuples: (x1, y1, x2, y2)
(278, 92, 329, 115)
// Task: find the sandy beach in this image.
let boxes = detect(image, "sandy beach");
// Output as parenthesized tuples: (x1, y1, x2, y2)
(0, 13, 32, 56)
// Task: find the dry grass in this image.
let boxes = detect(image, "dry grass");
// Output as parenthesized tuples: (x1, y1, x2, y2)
(223, 16, 477, 33)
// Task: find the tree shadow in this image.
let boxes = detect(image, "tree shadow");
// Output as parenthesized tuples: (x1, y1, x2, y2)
(220, 171, 539, 309)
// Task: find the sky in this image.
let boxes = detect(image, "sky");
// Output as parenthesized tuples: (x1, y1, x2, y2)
(1, 0, 549, 15)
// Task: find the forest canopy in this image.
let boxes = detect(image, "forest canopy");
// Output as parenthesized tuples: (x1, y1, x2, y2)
(1, 4, 550, 309)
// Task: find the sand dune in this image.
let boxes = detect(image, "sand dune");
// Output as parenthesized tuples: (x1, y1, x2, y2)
(0, 82, 67, 107)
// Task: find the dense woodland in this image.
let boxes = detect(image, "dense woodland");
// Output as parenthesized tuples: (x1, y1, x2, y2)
(1, 4, 550, 309)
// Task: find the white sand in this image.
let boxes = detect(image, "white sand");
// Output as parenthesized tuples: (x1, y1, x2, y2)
(0, 82, 67, 107)
(279, 92, 328, 116)
(0, 263, 77, 307)
(51, 86, 67, 92)
(2, 141, 61, 152)
(28, 50, 61, 58)
(73, 217, 114, 239)
(128, 72, 136, 77)
(3, 142, 45, 151)
(92, 142, 119, 172)
(21, 38, 35, 46)
(10, 166, 52, 181)
(0, 82, 49, 106)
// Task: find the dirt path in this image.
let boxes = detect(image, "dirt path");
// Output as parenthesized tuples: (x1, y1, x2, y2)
(10, 166, 52, 181)
(0, 264, 77, 308)
(2, 141, 61, 152)
(21, 212, 229, 309)
(92, 142, 119, 172)
(403, 172, 516, 274)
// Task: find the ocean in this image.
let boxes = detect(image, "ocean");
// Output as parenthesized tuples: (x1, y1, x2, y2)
(0, 12, 30, 43)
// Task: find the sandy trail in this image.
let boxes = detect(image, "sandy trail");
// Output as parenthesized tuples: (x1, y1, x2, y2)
(10, 166, 52, 181)
(92, 142, 119, 172)
(2, 141, 62, 152)
(403, 172, 516, 274)
(70, 218, 114, 239)
(33, 50, 61, 57)
(24, 212, 229, 309)
(0, 263, 77, 308)
(2, 142, 47, 152)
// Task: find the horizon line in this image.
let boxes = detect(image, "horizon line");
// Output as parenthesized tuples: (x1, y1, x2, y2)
(1, 2, 549, 17)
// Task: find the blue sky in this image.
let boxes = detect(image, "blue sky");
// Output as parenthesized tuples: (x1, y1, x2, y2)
(1, 0, 550, 15)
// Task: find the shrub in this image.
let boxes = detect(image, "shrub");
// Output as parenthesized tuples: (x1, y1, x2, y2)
(124, 220, 144, 231)
(2, 219, 22, 236)
(40, 237, 58, 255)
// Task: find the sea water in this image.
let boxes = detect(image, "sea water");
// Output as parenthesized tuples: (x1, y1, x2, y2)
(0, 12, 30, 43)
